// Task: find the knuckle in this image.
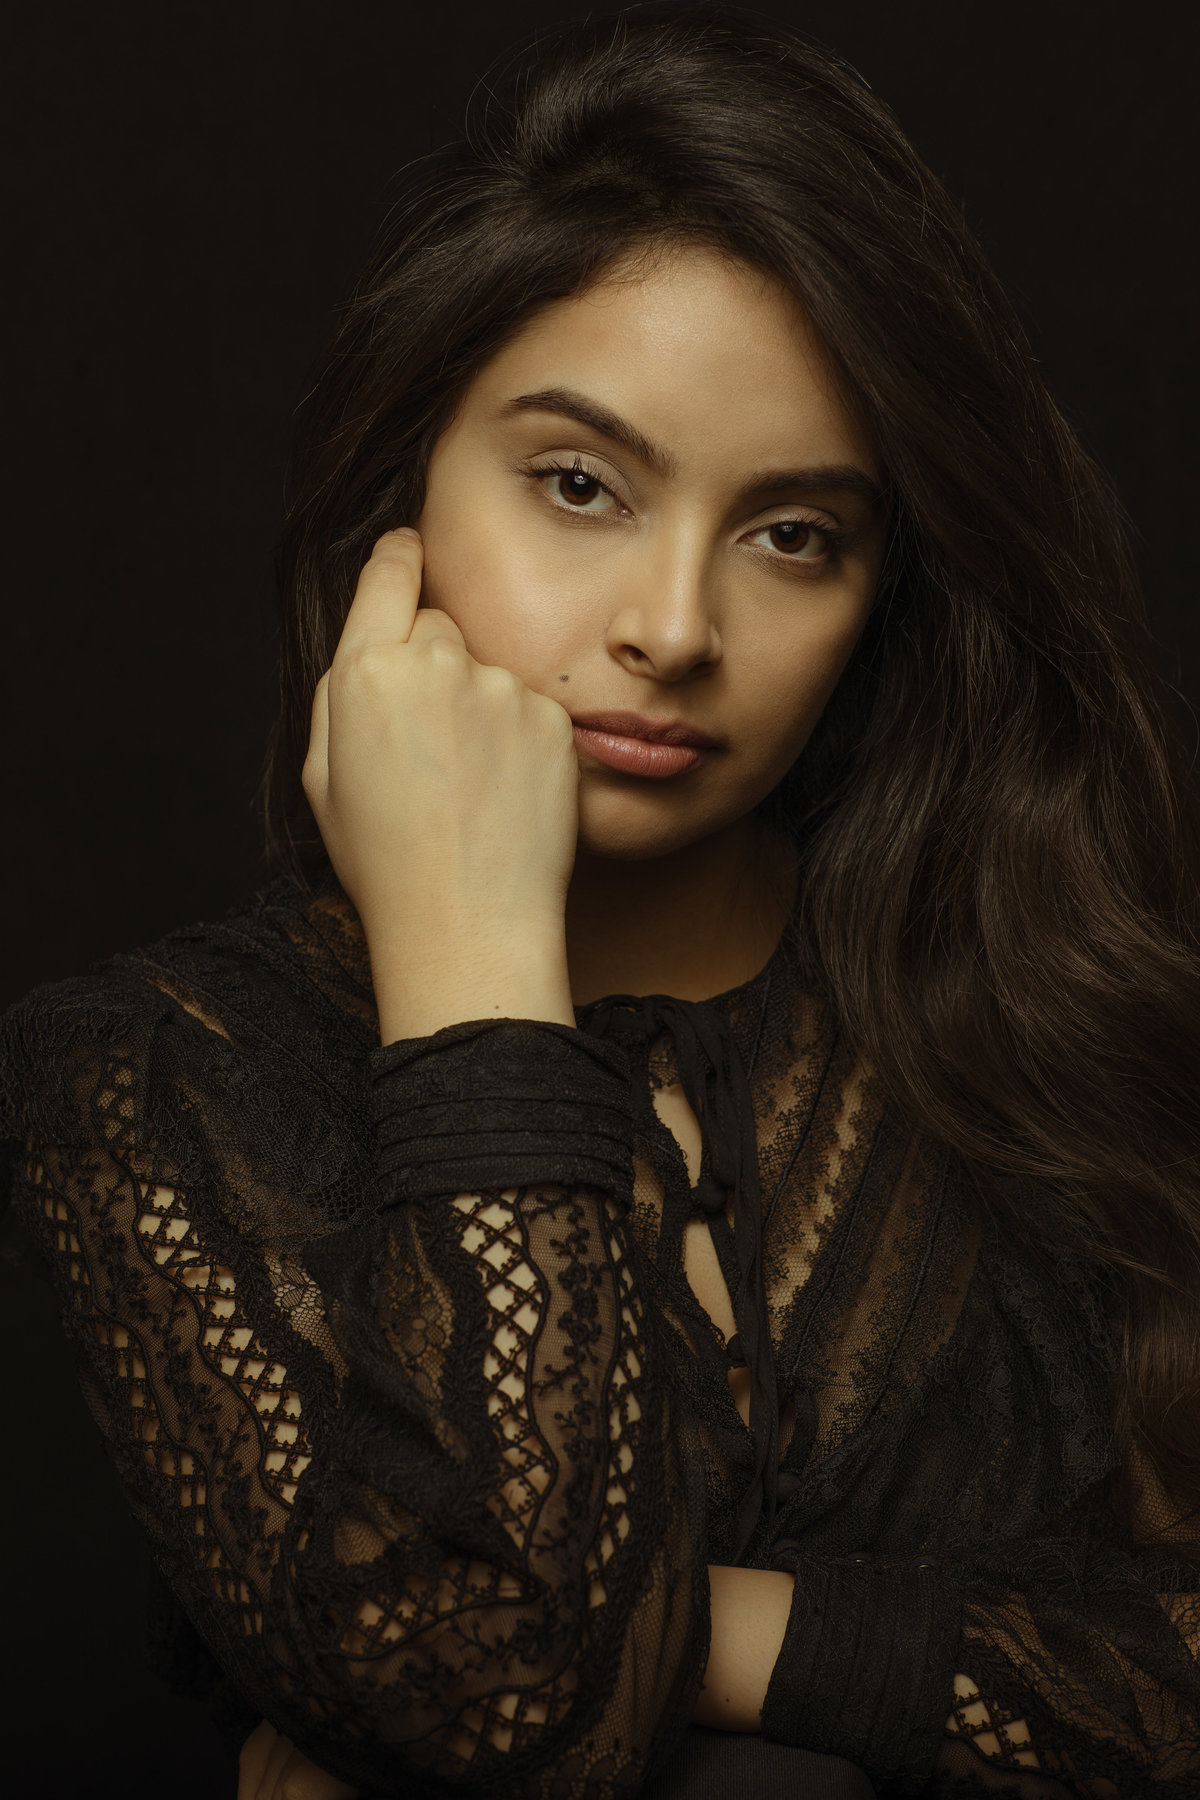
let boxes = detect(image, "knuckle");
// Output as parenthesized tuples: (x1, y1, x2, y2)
(414, 605, 454, 630)
(535, 690, 574, 737)
(307, 672, 330, 721)
(422, 636, 463, 672)
(337, 643, 401, 692)
(481, 662, 521, 697)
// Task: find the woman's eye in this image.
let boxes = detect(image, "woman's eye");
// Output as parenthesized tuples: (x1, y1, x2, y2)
(537, 466, 618, 513)
(747, 520, 830, 560)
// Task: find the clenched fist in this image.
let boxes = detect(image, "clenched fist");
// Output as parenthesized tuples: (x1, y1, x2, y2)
(302, 530, 580, 1042)
(238, 1717, 360, 1800)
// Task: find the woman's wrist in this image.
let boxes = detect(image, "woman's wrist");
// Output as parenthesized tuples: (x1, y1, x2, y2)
(367, 922, 575, 1044)
(694, 1565, 796, 1732)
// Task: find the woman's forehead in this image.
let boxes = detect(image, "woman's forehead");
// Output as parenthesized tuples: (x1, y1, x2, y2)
(459, 244, 880, 483)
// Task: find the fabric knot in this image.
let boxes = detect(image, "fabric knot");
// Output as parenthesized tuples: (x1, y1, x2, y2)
(692, 1172, 727, 1216)
(577, 985, 780, 1562)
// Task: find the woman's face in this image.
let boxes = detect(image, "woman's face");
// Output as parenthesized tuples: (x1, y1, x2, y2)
(415, 242, 888, 863)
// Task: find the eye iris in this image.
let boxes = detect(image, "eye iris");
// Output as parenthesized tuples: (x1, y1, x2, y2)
(561, 470, 600, 504)
(769, 521, 812, 553)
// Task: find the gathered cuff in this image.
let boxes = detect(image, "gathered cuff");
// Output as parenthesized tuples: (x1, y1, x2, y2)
(369, 1017, 635, 1202)
(760, 1551, 963, 1789)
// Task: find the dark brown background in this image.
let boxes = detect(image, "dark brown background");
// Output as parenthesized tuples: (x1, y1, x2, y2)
(2, 2, 1195, 1792)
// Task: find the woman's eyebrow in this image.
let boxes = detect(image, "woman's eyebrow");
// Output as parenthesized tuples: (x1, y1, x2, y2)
(499, 385, 884, 511)
(741, 463, 885, 510)
(501, 387, 677, 477)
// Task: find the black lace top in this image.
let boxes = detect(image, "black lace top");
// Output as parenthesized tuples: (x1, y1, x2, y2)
(2, 875, 1197, 1798)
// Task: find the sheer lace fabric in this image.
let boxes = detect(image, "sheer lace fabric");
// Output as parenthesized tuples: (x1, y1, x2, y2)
(2, 875, 1197, 1797)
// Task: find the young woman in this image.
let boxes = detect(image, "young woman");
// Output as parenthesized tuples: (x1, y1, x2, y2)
(4, 5, 1199, 1798)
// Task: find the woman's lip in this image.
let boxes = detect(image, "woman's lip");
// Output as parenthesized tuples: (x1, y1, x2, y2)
(569, 709, 718, 747)
(572, 726, 704, 778)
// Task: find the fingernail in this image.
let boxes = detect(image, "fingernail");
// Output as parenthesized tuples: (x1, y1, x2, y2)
(390, 526, 420, 540)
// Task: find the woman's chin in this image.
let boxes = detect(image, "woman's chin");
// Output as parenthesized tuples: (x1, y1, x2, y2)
(574, 787, 760, 866)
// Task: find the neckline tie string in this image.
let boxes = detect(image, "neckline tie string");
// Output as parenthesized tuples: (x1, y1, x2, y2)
(578, 991, 779, 1563)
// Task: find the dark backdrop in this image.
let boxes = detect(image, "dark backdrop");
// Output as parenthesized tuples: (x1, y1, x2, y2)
(2, 2, 1195, 1793)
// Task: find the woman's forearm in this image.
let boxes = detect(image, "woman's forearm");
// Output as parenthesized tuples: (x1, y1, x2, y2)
(693, 1565, 795, 1731)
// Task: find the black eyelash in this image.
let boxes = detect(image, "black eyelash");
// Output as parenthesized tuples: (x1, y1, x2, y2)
(748, 518, 850, 562)
(524, 457, 850, 561)
(526, 456, 613, 497)
(795, 520, 850, 555)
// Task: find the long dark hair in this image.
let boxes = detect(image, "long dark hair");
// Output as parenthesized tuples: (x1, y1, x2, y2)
(264, 1, 1200, 1554)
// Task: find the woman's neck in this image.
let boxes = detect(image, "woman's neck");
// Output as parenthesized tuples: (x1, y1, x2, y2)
(565, 815, 798, 1007)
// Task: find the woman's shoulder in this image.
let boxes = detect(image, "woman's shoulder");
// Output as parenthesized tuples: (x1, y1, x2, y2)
(8, 871, 372, 1023)
(1, 875, 378, 1167)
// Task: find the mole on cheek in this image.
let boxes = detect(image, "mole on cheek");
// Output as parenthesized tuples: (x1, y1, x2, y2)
(558, 674, 569, 682)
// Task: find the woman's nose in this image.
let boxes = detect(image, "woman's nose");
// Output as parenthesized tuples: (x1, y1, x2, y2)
(604, 548, 723, 682)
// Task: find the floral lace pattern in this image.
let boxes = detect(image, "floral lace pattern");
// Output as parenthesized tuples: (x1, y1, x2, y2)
(2, 874, 1198, 1796)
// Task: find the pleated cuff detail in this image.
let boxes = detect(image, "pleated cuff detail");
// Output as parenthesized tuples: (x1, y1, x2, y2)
(369, 1017, 635, 1201)
(760, 1553, 963, 1790)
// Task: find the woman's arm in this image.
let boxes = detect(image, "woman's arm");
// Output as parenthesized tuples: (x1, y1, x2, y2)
(691, 1566, 795, 1732)
(239, 1563, 792, 1796)
(694, 1566, 1037, 1764)
(236, 1557, 1035, 1797)
(6, 980, 709, 1797)
(756, 1543, 1195, 1794)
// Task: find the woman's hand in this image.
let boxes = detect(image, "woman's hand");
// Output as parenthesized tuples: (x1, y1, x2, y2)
(237, 1718, 361, 1800)
(302, 529, 580, 1040)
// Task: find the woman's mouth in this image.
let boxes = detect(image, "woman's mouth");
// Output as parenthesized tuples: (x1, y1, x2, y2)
(572, 727, 704, 777)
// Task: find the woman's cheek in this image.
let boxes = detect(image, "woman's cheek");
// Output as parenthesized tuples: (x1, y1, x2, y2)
(414, 544, 488, 641)
(749, 664, 835, 780)
(423, 570, 565, 685)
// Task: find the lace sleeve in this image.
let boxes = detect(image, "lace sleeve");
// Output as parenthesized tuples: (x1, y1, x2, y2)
(759, 1536, 1200, 1797)
(0, 987, 710, 1799)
